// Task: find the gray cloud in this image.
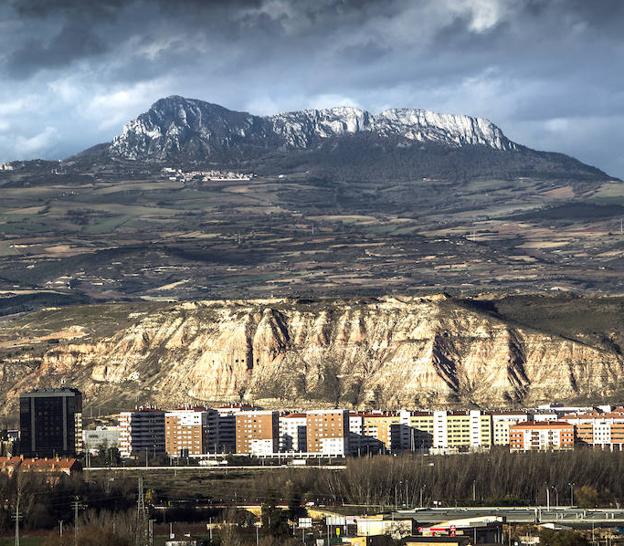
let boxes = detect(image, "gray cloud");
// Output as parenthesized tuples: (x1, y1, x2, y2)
(0, 0, 622, 177)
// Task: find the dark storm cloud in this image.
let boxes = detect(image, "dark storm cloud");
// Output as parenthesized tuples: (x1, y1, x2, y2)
(7, 22, 109, 78)
(0, 0, 623, 177)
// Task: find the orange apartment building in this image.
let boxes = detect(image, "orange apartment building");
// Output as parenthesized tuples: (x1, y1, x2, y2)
(165, 408, 218, 457)
(235, 410, 279, 455)
(306, 409, 349, 456)
(509, 421, 574, 451)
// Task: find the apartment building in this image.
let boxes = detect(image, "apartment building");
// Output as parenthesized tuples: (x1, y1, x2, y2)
(491, 412, 530, 446)
(432, 410, 492, 453)
(561, 411, 624, 450)
(348, 412, 365, 453)
(361, 412, 404, 452)
(118, 408, 166, 458)
(404, 411, 435, 451)
(215, 404, 255, 453)
(279, 413, 307, 452)
(306, 409, 349, 456)
(532, 411, 559, 422)
(235, 410, 279, 455)
(165, 408, 218, 457)
(509, 421, 574, 451)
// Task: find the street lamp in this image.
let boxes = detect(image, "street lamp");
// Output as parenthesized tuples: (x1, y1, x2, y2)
(553, 486, 559, 508)
(568, 482, 575, 506)
(545, 484, 550, 511)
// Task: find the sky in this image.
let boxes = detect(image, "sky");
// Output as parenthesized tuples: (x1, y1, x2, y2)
(0, 0, 623, 178)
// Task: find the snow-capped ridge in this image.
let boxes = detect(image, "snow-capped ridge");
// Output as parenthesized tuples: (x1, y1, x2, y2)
(109, 96, 518, 160)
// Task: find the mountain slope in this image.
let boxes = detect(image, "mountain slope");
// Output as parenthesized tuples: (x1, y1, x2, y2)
(1, 295, 623, 415)
(101, 96, 611, 181)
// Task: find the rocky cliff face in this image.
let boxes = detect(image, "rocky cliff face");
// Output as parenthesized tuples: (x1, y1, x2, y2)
(109, 96, 517, 161)
(1, 296, 622, 413)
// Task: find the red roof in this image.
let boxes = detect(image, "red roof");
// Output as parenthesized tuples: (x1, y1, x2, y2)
(0, 456, 81, 473)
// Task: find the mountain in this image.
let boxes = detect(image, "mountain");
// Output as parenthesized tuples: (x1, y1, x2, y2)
(2, 295, 623, 415)
(102, 96, 610, 181)
(109, 96, 517, 160)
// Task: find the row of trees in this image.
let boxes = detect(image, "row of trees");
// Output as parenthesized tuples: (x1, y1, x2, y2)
(234, 449, 624, 509)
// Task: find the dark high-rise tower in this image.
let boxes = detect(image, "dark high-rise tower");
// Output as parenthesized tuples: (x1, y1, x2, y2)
(19, 388, 83, 457)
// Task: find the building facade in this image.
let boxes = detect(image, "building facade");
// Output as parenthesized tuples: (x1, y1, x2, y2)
(235, 410, 279, 455)
(561, 411, 624, 450)
(82, 426, 121, 455)
(491, 412, 530, 446)
(279, 413, 307, 452)
(19, 388, 83, 457)
(118, 408, 166, 458)
(509, 421, 574, 451)
(306, 409, 349, 456)
(165, 408, 218, 457)
(432, 410, 491, 453)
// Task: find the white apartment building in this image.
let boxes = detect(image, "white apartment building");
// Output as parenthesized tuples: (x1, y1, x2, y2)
(491, 412, 530, 446)
(432, 410, 449, 450)
(532, 412, 559, 422)
(279, 413, 307, 452)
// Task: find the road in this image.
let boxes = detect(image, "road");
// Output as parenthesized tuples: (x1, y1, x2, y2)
(84, 465, 347, 471)
(394, 507, 624, 526)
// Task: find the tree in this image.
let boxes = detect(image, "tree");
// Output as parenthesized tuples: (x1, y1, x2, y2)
(286, 489, 307, 521)
(260, 502, 289, 536)
(575, 485, 599, 508)
(540, 529, 589, 546)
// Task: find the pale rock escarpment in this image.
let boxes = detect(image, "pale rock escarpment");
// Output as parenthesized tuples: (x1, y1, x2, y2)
(2, 296, 622, 412)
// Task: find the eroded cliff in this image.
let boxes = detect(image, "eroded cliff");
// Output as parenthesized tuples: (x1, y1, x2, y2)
(1, 295, 622, 414)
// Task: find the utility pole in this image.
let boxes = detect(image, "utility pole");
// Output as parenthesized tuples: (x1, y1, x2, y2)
(137, 475, 148, 546)
(148, 519, 155, 546)
(59, 520, 63, 537)
(569, 482, 575, 506)
(12, 492, 22, 546)
(71, 496, 86, 546)
(472, 480, 476, 502)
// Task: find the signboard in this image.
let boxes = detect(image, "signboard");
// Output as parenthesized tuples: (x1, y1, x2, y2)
(325, 516, 346, 526)
(299, 518, 313, 529)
